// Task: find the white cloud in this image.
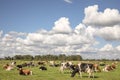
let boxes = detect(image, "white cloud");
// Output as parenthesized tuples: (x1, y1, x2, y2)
(64, 0, 72, 4)
(116, 45, 120, 51)
(43, 34, 68, 46)
(74, 23, 86, 35)
(83, 5, 120, 26)
(96, 25, 120, 41)
(100, 44, 114, 52)
(0, 30, 3, 37)
(52, 17, 72, 33)
(0, 5, 120, 59)
(27, 33, 45, 42)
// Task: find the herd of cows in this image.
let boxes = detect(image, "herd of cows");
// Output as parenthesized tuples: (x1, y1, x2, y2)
(3, 60, 118, 78)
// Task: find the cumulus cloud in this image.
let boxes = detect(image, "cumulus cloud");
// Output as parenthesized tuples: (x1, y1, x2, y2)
(0, 30, 3, 37)
(83, 5, 120, 26)
(52, 17, 72, 33)
(116, 46, 120, 51)
(0, 5, 120, 59)
(64, 0, 72, 4)
(100, 44, 114, 52)
(0, 17, 97, 58)
(74, 23, 86, 35)
(96, 25, 120, 41)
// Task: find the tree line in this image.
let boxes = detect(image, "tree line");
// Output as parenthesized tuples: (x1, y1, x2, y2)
(2, 54, 83, 61)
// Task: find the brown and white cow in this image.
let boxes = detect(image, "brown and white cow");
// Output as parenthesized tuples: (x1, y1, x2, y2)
(103, 63, 116, 72)
(3, 64, 14, 71)
(18, 68, 32, 75)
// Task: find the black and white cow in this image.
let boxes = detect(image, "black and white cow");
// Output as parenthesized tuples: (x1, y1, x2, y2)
(59, 62, 74, 73)
(39, 66, 47, 70)
(71, 63, 94, 78)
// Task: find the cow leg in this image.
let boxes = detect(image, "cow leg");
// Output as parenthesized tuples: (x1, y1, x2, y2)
(88, 72, 91, 78)
(88, 70, 94, 78)
(30, 71, 32, 75)
(92, 72, 94, 78)
(79, 71, 82, 78)
(71, 69, 79, 77)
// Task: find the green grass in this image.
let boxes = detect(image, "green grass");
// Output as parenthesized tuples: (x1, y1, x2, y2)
(0, 60, 120, 80)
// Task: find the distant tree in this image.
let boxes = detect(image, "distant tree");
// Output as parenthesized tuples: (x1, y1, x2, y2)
(22, 55, 34, 60)
(4, 54, 83, 61)
(67, 55, 82, 61)
(58, 54, 66, 61)
(34, 55, 42, 60)
(13, 55, 23, 60)
(4, 56, 12, 60)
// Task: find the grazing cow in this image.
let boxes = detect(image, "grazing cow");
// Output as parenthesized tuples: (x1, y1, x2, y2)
(39, 66, 47, 70)
(38, 61, 46, 66)
(71, 63, 94, 78)
(18, 68, 32, 75)
(60, 62, 73, 73)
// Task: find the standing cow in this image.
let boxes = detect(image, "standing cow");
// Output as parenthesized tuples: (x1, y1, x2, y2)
(71, 63, 94, 78)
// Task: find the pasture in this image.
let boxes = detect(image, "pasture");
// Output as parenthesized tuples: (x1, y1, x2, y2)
(0, 60, 120, 80)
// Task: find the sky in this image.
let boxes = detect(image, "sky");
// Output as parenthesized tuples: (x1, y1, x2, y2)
(0, 0, 120, 59)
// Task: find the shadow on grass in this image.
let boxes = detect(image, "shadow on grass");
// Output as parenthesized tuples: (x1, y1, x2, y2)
(81, 75, 99, 78)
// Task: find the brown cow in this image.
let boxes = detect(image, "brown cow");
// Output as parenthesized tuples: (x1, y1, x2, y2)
(94, 64, 101, 72)
(19, 68, 32, 75)
(103, 64, 113, 72)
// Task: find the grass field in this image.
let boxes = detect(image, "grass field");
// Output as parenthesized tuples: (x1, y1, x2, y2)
(0, 60, 120, 80)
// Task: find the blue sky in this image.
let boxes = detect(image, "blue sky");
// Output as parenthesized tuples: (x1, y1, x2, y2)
(0, 0, 120, 59)
(0, 0, 119, 32)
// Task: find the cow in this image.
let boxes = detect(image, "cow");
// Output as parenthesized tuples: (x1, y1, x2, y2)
(11, 61, 16, 66)
(38, 61, 46, 66)
(49, 61, 60, 67)
(18, 68, 32, 75)
(59, 61, 74, 73)
(16, 65, 23, 69)
(49, 61, 55, 67)
(39, 66, 47, 70)
(111, 62, 116, 69)
(3, 64, 14, 71)
(103, 63, 116, 72)
(71, 63, 94, 78)
(94, 63, 101, 72)
(103, 64, 113, 72)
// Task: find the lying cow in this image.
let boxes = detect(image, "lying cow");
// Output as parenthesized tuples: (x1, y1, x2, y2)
(16, 65, 23, 69)
(71, 63, 94, 78)
(18, 68, 32, 75)
(103, 63, 116, 72)
(39, 66, 47, 70)
(3, 64, 14, 71)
